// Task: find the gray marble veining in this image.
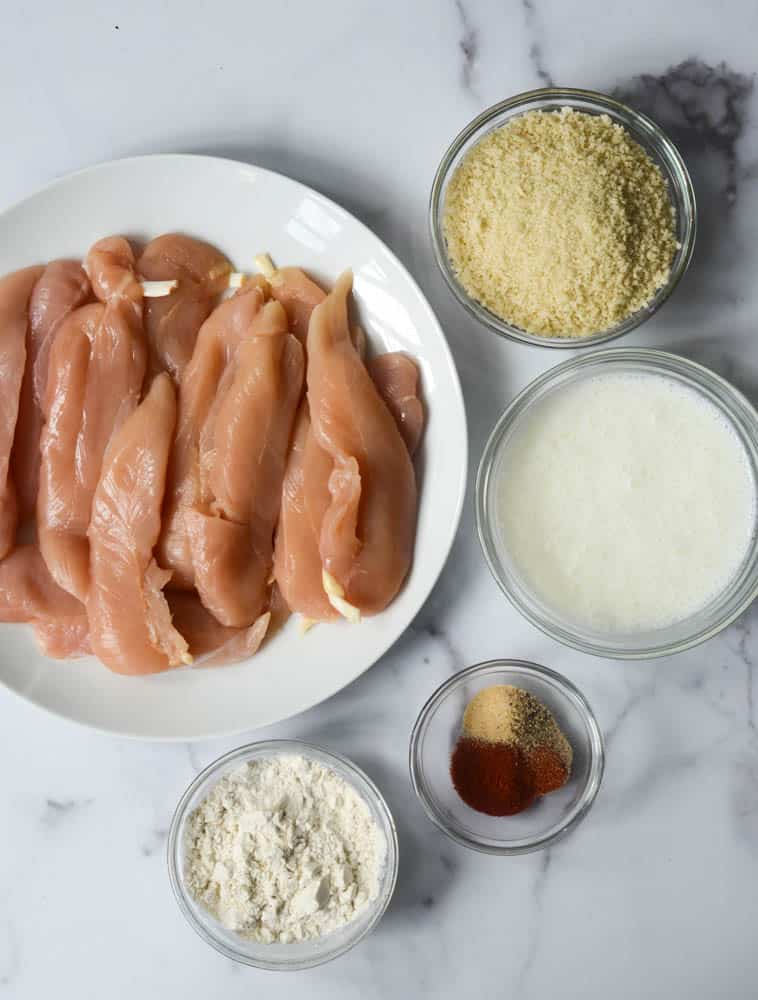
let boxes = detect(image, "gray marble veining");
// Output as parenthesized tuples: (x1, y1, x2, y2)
(522, 0, 554, 87)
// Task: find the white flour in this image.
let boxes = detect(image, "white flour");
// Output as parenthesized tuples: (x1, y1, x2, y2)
(184, 755, 386, 943)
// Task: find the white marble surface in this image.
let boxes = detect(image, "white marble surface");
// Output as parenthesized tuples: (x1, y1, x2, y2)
(2, 1, 758, 997)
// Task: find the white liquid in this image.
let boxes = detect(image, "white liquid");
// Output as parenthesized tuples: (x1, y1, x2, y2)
(495, 372, 756, 633)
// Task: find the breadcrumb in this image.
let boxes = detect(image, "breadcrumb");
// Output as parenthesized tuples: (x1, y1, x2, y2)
(443, 108, 679, 337)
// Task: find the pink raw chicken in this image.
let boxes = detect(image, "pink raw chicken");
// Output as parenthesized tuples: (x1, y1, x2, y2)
(80, 237, 147, 498)
(138, 233, 232, 381)
(38, 237, 147, 601)
(186, 330, 304, 627)
(167, 591, 270, 667)
(159, 282, 287, 589)
(268, 266, 326, 342)
(10, 261, 90, 520)
(32, 262, 92, 409)
(274, 404, 336, 621)
(270, 269, 357, 622)
(368, 353, 424, 456)
(86, 374, 189, 675)
(274, 359, 424, 621)
(307, 271, 417, 615)
(0, 265, 45, 558)
(0, 545, 90, 658)
(37, 305, 103, 601)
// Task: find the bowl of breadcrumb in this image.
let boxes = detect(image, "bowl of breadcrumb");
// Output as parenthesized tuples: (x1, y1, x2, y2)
(430, 87, 696, 348)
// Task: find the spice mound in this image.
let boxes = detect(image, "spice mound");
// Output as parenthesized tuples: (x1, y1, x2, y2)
(184, 755, 386, 944)
(451, 685, 572, 816)
(443, 107, 678, 338)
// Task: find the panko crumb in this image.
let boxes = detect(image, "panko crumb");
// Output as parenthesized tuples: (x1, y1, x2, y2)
(442, 107, 679, 337)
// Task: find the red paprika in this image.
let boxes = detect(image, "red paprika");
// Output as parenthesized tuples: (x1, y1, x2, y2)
(450, 737, 570, 817)
(450, 738, 536, 816)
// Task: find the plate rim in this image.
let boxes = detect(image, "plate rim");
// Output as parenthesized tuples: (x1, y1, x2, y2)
(0, 153, 468, 741)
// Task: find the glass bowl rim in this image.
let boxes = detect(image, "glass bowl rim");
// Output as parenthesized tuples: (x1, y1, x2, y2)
(167, 737, 399, 971)
(409, 659, 605, 855)
(429, 86, 697, 349)
(475, 347, 758, 658)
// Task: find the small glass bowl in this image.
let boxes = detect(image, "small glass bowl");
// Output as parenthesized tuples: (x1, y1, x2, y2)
(167, 739, 398, 971)
(429, 87, 696, 348)
(477, 348, 758, 658)
(409, 660, 604, 854)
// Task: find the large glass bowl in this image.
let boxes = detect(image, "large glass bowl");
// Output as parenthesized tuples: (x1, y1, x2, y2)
(167, 739, 398, 970)
(430, 87, 696, 348)
(409, 660, 604, 854)
(476, 348, 758, 658)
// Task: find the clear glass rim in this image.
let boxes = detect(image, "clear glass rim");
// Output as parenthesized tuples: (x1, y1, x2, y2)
(429, 86, 697, 349)
(476, 348, 758, 658)
(408, 659, 605, 855)
(167, 738, 399, 971)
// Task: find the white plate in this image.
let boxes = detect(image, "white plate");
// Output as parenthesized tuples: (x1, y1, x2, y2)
(0, 155, 467, 739)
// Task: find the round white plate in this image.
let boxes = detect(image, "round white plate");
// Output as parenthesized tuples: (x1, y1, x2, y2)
(0, 155, 467, 740)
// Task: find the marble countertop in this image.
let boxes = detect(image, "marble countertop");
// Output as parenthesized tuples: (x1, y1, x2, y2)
(3, 1, 758, 997)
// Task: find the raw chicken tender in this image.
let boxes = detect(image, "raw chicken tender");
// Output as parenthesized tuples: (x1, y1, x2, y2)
(0, 265, 45, 558)
(138, 233, 232, 381)
(86, 374, 189, 674)
(159, 283, 288, 589)
(274, 403, 337, 621)
(307, 271, 417, 615)
(275, 365, 423, 620)
(31, 262, 92, 408)
(167, 591, 270, 667)
(188, 331, 304, 626)
(11, 261, 90, 519)
(37, 305, 103, 600)
(38, 237, 146, 601)
(80, 237, 147, 498)
(267, 266, 326, 341)
(368, 353, 424, 455)
(0, 544, 90, 658)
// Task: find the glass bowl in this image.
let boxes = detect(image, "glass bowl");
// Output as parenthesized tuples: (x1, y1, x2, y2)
(409, 660, 604, 854)
(477, 348, 758, 658)
(429, 87, 696, 348)
(167, 739, 398, 970)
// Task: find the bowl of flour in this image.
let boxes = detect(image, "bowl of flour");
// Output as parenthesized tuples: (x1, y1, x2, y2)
(168, 740, 398, 969)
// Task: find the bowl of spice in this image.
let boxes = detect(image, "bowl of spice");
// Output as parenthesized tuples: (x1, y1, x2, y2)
(430, 87, 696, 347)
(409, 660, 604, 854)
(167, 739, 398, 970)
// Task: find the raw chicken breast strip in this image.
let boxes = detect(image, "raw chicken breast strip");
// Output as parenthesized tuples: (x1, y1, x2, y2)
(37, 305, 103, 601)
(368, 353, 424, 456)
(267, 266, 327, 342)
(31, 262, 92, 409)
(0, 544, 90, 658)
(186, 329, 304, 626)
(0, 265, 45, 558)
(274, 402, 337, 621)
(138, 233, 232, 381)
(270, 268, 359, 622)
(38, 237, 147, 601)
(274, 358, 423, 621)
(272, 267, 421, 622)
(307, 271, 417, 615)
(86, 374, 189, 674)
(159, 282, 287, 589)
(167, 591, 270, 667)
(79, 237, 147, 499)
(10, 261, 90, 519)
